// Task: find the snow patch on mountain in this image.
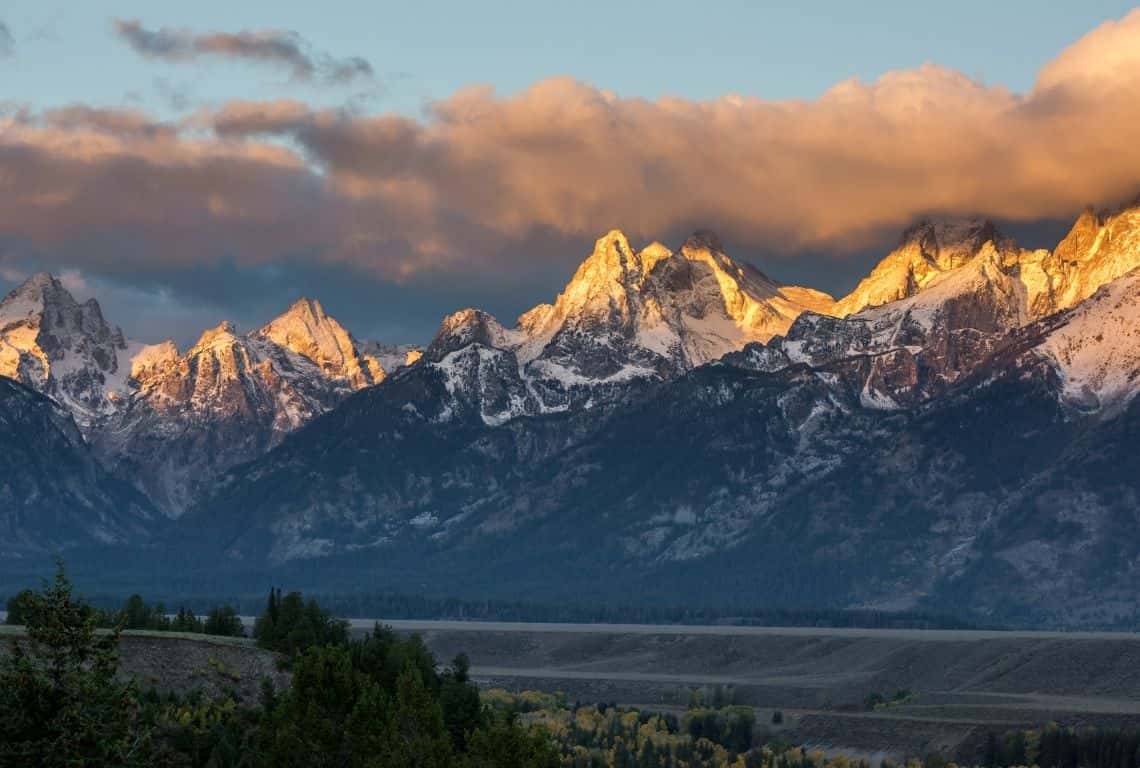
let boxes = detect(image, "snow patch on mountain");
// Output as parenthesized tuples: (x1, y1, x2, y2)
(421, 228, 836, 421)
(835, 219, 1013, 316)
(1035, 268, 1140, 412)
(0, 273, 132, 426)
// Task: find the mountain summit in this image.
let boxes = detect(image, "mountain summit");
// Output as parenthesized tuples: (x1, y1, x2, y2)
(0, 273, 132, 425)
(420, 229, 837, 425)
(519, 228, 834, 372)
(0, 274, 421, 517)
(834, 218, 1015, 316)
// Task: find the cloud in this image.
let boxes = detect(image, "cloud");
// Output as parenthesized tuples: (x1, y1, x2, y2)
(113, 19, 374, 85)
(2, 10, 1140, 331)
(204, 10, 1140, 256)
(43, 105, 174, 139)
(0, 22, 13, 57)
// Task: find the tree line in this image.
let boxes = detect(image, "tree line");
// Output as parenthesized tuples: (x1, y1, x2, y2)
(972, 723, 1140, 768)
(9, 564, 1127, 768)
(0, 563, 557, 767)
(7, 587, 244, 637)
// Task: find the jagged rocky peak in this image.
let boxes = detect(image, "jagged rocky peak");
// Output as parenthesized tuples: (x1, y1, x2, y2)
(1054, 207, 1104, 264)
(3, 271, 68, 310)
(1, 272, 124, 348)
(0, 271, 131, 425)
(190, 320, 240, 351)
(256, 297, 377, 387)
(129, 340, 180, 381)
(1027, 199, 1140, 318)
(543, 229, 653, 328)
(523, 228, 836, 360)
(901, 218, 1007, 268)
(835, 217, 1011, 316)
(426, 308, 512, 361)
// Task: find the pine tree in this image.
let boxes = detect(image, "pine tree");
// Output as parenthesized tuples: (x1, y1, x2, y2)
(0, 561, 151, 767)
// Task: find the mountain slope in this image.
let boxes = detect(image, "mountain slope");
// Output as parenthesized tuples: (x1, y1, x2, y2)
(180, 211, 1140, 626)
(1033, 265, 1140, 412)
(834, 219, 1017, 316)
(732, 243, 1030, 409)
(415, 229, 836, 424)
(0, 377, 159, 557)
(0, 273, 136, 426)
(0, 274, 421, 517)
(95, 301, 420, 517)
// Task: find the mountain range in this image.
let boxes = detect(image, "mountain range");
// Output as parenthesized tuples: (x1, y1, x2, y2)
(4, 201, 1140, 627)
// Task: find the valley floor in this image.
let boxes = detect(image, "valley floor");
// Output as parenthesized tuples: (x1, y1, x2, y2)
(371, 620, 1140, 760)
(9, 617, 1140, 760)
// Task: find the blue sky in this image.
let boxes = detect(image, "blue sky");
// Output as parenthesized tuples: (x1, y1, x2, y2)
(5, 1, 1136, 118)
(2, 3, 1140, 345)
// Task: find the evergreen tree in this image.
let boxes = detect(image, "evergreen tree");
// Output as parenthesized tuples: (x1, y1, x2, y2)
(204, 604, 245, 637)
(440, 652, 484, 751)
(4, 589, 36, 625)
(469, 717, 544, 768)
(0, 562, 151, 767)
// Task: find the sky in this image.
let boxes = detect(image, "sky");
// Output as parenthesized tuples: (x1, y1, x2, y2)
(1, 1, 1139, 345)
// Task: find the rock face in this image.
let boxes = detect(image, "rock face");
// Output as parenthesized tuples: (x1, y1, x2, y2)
(180, 201, 1140, 627)
(0, 377, 157, 557)
(1033, 267, 1140, 412)
(1021, 205, 1140, 318)
(95, 302, 420, 517)
(0, 273, 134, 427)
(834, 219, 1016, 316)
(733, 243, 1031, 408)
(0, 276, 421, 517)
(10, 201, 1140, 627)
(421, 229, 835, 424)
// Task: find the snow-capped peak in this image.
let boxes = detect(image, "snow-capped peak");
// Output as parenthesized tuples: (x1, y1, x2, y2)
(834, 217, 1012, 316)
(540, 230, 653, 331)
(0, 272, 131, 426)
(416, 228, 839, 422)
(427, 308, 514, 362)
(1022, 201, 1140, 318)
(518, 228, 835, 367)
(191, 320, 239, 350)
(256, 297, 378, 388)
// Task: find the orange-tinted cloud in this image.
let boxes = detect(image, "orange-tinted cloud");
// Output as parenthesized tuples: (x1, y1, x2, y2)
(4, 10, 1140, 286)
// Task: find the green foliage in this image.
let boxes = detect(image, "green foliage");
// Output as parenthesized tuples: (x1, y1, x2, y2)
(110, 593, 244, 637)
(171, 606, 205, 633)
(441, 652, 485, 750)
(4, 589, 36, 625)
(204, 604, 245, 637)
(120, 593, 171, 630)
(253, 587, 348, 656)
(258, 642, 456, 767)
(490, 689, 785, 767)
(464, 711, 561, 768)
(146, 690, 262, 767)
(683, 706, 756, 753)
(0, 561, 151, 767)
(977, 722, 1140, 768)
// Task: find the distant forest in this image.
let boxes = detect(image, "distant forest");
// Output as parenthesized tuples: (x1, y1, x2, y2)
(43, 590, 990, 630)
